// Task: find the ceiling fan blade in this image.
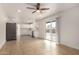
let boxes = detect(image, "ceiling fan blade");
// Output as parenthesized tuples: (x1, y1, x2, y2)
(32, 11, 36, 13)
(40, 8, 49, 10)
(26, 7, 35, 9)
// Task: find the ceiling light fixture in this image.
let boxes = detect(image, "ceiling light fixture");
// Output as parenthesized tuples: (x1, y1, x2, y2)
(26, 3, 50, 14)
(36, 10, 40, 13)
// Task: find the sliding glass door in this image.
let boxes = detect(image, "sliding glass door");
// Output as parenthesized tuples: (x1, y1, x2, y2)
(46, 21, 57, 42)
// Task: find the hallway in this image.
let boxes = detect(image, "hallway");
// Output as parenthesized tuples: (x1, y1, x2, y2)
(0, 36, 79, 55)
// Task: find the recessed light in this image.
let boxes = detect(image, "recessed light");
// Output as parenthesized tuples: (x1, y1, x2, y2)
(17, 10, 22, 13)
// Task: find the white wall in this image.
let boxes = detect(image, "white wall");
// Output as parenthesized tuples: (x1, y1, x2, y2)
(16, 24, 21, 42)
(0, 5, 8, 49)
(59, 6, 79, 49)
(37, 21, 45, 39)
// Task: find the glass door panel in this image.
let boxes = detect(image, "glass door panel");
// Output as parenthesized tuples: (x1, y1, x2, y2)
(46, 21, 57, 42)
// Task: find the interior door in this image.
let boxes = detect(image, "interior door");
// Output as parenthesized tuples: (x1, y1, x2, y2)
(6, 23, 16, 41)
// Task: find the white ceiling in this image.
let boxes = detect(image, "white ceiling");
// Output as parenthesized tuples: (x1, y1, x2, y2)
(1, 3, 79, 23)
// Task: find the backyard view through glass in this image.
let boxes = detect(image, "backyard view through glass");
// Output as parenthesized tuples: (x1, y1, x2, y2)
(46, 21, 57, 42)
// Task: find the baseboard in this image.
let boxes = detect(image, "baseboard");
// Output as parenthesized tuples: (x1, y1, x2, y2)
(60, 43, 79, 50)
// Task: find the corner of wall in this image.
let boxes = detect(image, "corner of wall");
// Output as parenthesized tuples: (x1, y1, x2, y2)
(0, 39, 6, 49)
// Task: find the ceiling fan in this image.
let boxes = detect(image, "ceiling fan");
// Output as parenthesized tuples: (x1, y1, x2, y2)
(26, 3, 50, 13)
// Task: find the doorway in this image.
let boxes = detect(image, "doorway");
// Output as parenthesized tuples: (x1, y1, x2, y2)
(6, 23, 16, 41)
(45, 21, 57, 43)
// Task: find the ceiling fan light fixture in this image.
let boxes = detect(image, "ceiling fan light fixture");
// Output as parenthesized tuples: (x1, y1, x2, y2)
(36, 10, 40, 13)
(26, 3, 50, 14)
